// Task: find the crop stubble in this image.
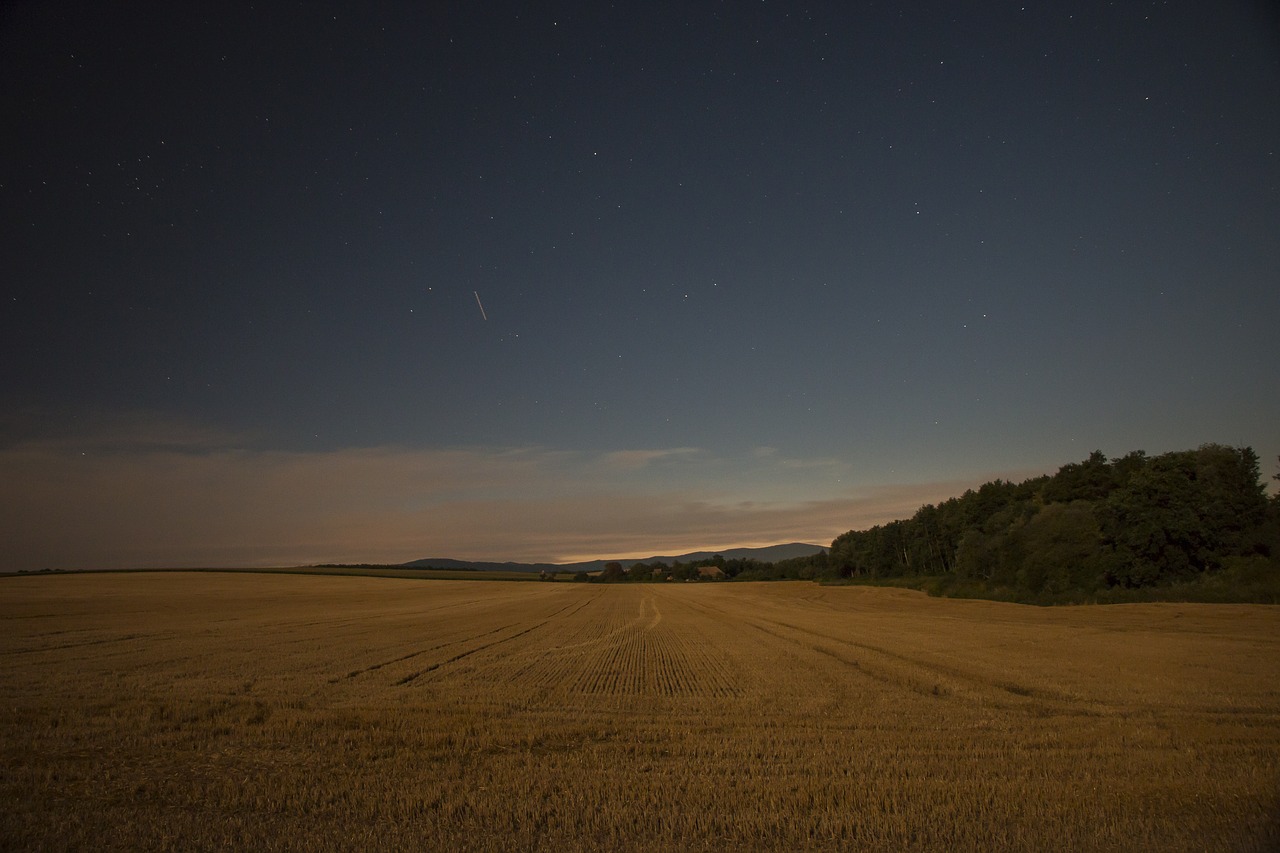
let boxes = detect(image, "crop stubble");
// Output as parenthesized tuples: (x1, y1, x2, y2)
(1, 573, 1278, 851)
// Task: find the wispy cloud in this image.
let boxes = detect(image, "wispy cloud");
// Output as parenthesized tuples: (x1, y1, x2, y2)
(599, 448, 702, 471)
(0, 417, 994, 571)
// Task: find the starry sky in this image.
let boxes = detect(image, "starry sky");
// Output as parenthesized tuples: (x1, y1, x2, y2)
(3, 1, 1278, 570)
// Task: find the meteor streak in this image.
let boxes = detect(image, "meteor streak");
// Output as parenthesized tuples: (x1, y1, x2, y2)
(474, 291, 488, 321)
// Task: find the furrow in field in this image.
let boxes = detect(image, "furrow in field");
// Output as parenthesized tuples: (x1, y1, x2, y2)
(742, 613, 1096, 714)
(646, 591, 745, 698)
(393, 623, 542, 686)
(393, 596, 588, 686)
(334, 623, 513, 682)
(447, 593, 609, 697)
(773, 615, 1099, 709)
(0, 631, 176, 656)
(318, 592, 586, 689)
(525, 590, 742, 699)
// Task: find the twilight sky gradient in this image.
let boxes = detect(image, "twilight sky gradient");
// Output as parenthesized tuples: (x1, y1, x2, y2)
(3, 2, 1278, 570)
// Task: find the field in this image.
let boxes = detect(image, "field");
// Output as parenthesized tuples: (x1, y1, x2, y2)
(2, 573, 1278, 851)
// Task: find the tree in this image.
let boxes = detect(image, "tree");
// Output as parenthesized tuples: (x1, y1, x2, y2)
(1010, 502, 1105, 595)
(1100, 445, 1268, 585)
(596, 562, 625, 583)
(669, 563, 696, 582)
(627, 563, 655, 582)
(1042, 451, 1115, 504)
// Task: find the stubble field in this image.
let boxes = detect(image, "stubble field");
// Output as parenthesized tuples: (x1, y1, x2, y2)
(2, 572, 1278, 851)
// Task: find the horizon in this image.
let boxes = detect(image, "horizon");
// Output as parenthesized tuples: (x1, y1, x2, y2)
(6, 443, 1273, 573)
(2, 541, 826, 573)
(403, 541, 828, 568)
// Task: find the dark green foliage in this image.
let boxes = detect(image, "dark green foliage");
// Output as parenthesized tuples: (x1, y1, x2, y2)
(596, 562, 626, 583)
(730, 552, 828, 581)
(582, 552, 835, 583)
(589, 557, 731, 583)
(829, 444, 1278, 601)
(1040, 450, 1114, 504)
(626, 562, 656, 582)
(1009, 502, 1107, 594)
(1099, 445, 1268, 585)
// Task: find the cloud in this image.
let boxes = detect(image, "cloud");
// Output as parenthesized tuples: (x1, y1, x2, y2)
(0, 418, 992, 571)
(599, 448, 702, 471)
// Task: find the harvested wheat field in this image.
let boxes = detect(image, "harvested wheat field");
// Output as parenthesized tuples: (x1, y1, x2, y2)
(2, 573, 1278, 851)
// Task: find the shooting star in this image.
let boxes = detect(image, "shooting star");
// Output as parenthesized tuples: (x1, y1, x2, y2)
(474, 290, 488, 321)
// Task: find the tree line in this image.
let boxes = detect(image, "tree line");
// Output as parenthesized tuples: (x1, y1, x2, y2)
(817, 444, 1278, 601)
(571, 557, 775, 583)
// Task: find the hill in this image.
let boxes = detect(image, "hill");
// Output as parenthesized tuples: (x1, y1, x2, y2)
(403, 543, 824, 573)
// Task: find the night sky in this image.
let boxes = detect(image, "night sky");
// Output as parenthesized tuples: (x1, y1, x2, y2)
(3, 1, 1278, 570)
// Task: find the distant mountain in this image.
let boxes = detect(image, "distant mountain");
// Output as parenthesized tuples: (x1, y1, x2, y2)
(628, 543, 826, 566)
(403, 542, 825, 573)
(398, 558, 567, 573)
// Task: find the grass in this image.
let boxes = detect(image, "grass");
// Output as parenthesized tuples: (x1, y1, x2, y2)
(2, 573, 1278, 851)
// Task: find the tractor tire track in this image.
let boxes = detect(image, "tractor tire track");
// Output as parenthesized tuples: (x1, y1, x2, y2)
(393, 596, 591, 686)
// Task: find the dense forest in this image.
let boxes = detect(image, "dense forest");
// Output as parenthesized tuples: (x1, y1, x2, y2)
(587, 444, 1280, 603)
(817, 444, 1279, 602)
